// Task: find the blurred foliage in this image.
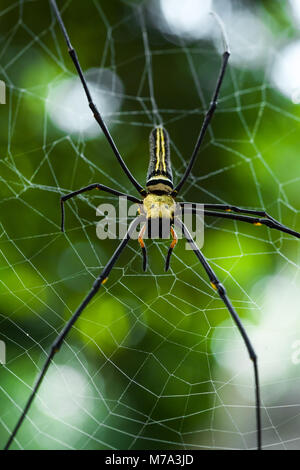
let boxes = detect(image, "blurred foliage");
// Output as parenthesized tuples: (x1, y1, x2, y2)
(0, 0, 300, 450)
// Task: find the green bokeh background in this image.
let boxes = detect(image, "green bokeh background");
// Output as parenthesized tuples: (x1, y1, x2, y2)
(0, 0, 300, 450)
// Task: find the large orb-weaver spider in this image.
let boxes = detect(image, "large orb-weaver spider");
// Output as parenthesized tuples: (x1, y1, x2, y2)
(4, 0, 300, 451)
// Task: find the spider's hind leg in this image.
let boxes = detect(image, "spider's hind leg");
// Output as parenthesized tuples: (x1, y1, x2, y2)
(176, 218, 262, 450)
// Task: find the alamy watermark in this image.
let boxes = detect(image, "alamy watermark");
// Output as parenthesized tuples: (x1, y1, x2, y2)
(0, 340, 6, 365)
(95, 197, 205, 249)
(0, 80, 5, 104)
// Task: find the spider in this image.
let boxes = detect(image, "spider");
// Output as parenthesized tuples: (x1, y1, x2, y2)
(4, 0, 300, 451)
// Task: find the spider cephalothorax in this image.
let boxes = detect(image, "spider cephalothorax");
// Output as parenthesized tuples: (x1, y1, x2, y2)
(142, 192, 176, 221)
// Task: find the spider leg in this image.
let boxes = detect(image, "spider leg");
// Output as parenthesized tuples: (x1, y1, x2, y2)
(175, 218, 262, 450)
(60, 183, 142, 232)
(50, 0, 146, 196)
(165, 226, 178, 272)
(208, 211, 300, 238)
(172, 12, 230, 196)
(138, 223, 148, 271)
(180, 202, 279, 223)
(4, 216, 144, 450)
(184, 206, 300, 239)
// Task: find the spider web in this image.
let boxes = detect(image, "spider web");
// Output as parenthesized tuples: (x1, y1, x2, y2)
(1, 0, 300, 451)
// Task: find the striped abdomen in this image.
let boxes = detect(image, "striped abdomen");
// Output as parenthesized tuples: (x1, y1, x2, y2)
(146, 127, 173, 193)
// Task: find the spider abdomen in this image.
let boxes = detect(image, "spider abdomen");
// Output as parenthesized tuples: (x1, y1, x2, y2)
(146, 127, 173, 192)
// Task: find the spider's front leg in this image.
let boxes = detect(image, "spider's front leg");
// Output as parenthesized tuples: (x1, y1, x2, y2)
(60, 183, 142, 232)
(51, 0, 145, 196)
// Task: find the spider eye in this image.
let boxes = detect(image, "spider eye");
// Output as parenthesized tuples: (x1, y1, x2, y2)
(165, 205, 169, 209)
(151, 204, 155, 209)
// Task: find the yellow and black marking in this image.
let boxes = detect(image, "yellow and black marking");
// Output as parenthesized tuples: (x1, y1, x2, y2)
(142, 193, 176, 221)
(146, 127, 173, 193)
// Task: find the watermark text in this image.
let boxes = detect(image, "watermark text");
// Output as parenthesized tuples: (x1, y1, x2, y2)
(0, 80, 5, 104)
(96, 198, 204, 249)
(0, 340, 6, 365)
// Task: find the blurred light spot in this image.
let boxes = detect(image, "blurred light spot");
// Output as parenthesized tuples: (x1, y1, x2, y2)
(211, 275, 300, 399)
(159, 0, 213, 40)
(47, 68, 123, 137)
(154, 0, 272, 69)
(290, 0, 300, 27)
(220, 8, 272, 68)
(270, 41, 300, 103)
(37, 365, 92, 421)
